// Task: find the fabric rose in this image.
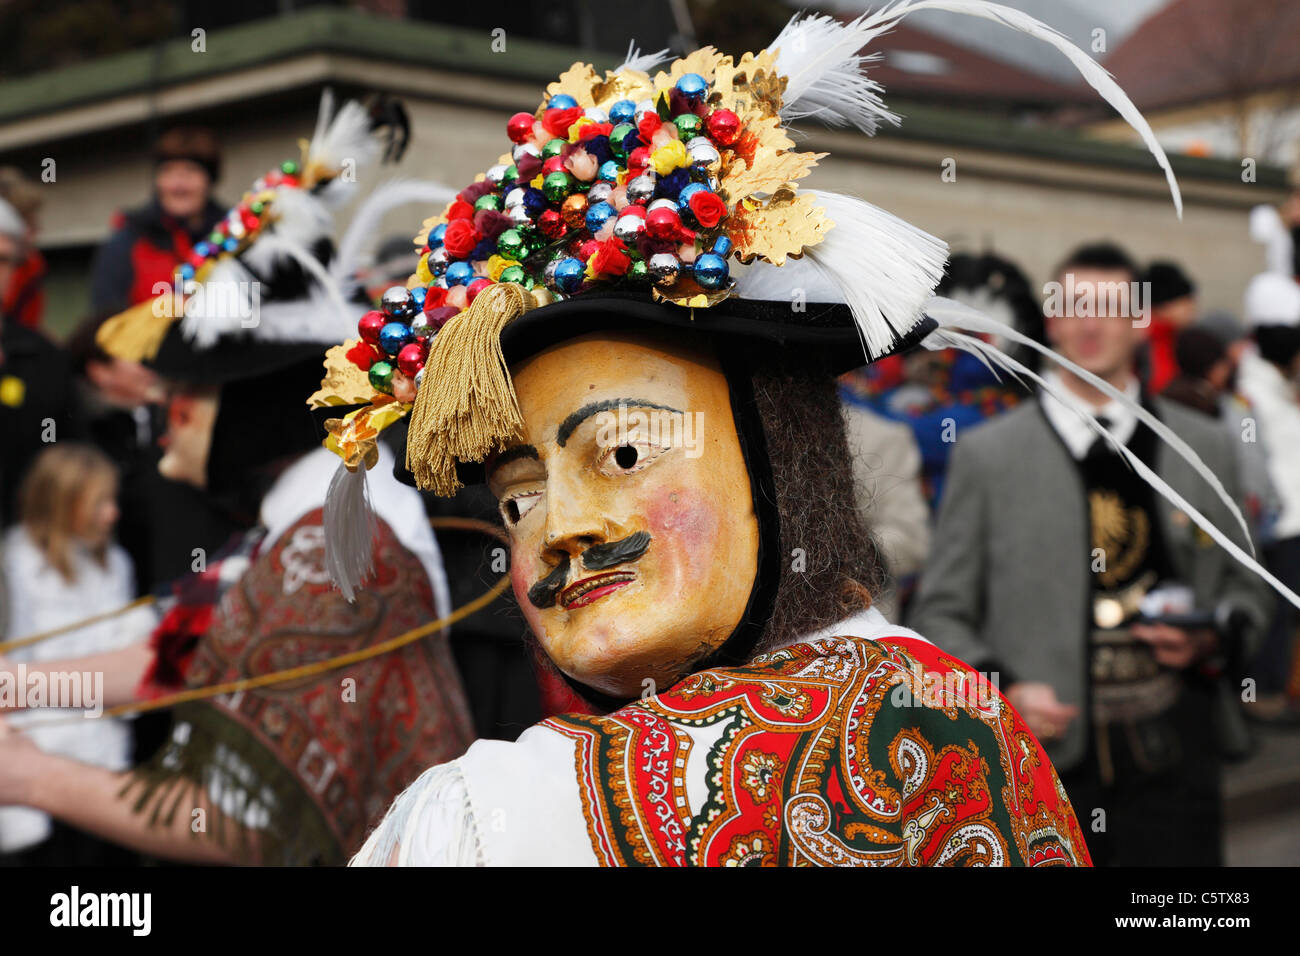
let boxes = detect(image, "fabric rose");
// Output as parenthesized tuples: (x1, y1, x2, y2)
(442, 219, 480, 259)
(589, 239, 631, 276)
(474, 209, 513, 241)
(445, 199, 475, 221)
(651, 139, 688, 176)
(457, 180, 496, 205)
(637, 112, 662, 142)
(543, 106, 584, 139)
(422, 287, 448, 312)
(514, 150, 543, 180)
(346, 341, 378, 371)
(425, 305, 460, 329)
(688, 190, 727, 229)
(564, 148, 599, 182)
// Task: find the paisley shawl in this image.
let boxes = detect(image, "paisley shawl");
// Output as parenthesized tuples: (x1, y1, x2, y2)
(126, 508, 475, 864)
(354, 609, 1090, 866)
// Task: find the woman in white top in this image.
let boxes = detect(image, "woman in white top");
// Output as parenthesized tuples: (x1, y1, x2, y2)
(0, 443, 155, 863)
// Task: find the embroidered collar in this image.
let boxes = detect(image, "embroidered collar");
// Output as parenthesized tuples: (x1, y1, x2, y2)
(766, 605, 931, 656)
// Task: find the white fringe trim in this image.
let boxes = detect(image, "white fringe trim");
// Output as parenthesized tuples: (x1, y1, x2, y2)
(349, 761, 482, 867)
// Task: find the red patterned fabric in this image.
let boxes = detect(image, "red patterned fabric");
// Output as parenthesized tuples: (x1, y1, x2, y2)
(138, 528, 263, 699)
(545, 633, 1091, 866)
(165, 508, 475, 855)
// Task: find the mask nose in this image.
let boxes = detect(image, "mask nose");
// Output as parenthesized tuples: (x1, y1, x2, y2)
(542, 492, 606, 562)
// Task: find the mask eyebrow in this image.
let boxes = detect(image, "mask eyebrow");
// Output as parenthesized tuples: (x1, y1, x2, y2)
(556, 398, 682, 447)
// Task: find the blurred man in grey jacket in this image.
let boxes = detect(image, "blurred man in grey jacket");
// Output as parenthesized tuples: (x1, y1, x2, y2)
(842, 402, 930, 621)
(910, 243, 1270, 866)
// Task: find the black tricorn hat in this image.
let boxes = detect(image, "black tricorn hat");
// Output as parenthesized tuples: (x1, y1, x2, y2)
(493, 287, 935, 372)
(149, 321, 329, 387)
(386, 288, 936, 489)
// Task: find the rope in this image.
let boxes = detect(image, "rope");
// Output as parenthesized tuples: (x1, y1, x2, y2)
(0, 596, 157, 654)
(0, 517, 505, 654)
(102, 571, 511, 719)
(1, 516, 512, 721)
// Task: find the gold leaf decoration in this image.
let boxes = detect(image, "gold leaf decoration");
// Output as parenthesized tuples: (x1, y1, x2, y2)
(308, 341, 378, 408)
(544, 63, 601, 110)
(719, 112, 825, 201)
(727, 189, 832, 266)
(710, 50, 786, 128)
(652, 276, 735, 309)
(324, 398, 408, 471)
(653, 47, 725, 95)
(592, 69, 655, 109)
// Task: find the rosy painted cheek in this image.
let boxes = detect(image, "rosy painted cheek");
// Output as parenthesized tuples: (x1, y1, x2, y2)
(643, 489, 724, 577)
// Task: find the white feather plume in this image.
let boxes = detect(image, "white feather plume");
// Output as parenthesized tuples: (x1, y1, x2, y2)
(732, 188, 948, 359)
(179, 232, 351, 349)
(246, 285, 355, 347)
(310, 87, 336, 162)
(244, 186, 333, 273)
(306, 94, 380, 189)
(620, 41, 672, 75)
(245, 232, 351, 330)
(770, 11, 899, 134)
(331, 179, 461, 292)
(179, 256, 257, 349)
(922, 318, 1300, 614)
(855, 0, 1181, 217)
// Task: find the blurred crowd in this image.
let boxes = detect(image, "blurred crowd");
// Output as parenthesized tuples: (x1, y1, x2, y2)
(1, 123, 1298, 866)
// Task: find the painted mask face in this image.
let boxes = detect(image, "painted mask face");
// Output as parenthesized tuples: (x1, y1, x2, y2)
(487, 330, 760, 698)
(158, 387, 219, 489)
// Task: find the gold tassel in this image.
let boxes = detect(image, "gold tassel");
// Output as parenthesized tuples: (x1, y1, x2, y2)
(406, 283, 542, 495)
(94, 298, 179, 362)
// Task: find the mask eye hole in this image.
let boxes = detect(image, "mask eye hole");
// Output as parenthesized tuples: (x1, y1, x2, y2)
(599, 439, 669, 476)
(614, 444, 638, 469)
(500, 490, 542, 526)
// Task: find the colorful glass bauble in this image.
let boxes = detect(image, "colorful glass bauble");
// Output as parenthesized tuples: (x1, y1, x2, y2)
(647, 252, 681, 286)
(396, 342, 426, 377)
(358, 310, 386, 345)
(369, 360, 395, 394)
(496, 229, 527, 261)
(552, 256, 585, 293)
(382, 286, 416, 319)
(379, 321, 412, 356)
(693, 253, 729, 289)
(445, 261, 475, 286)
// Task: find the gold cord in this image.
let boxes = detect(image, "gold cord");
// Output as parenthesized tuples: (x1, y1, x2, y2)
(0, 596, 157, 654)
(1, 517, 511, 721)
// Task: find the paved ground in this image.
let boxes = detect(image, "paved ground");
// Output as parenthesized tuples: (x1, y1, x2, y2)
(1223, 724, 1300, 866)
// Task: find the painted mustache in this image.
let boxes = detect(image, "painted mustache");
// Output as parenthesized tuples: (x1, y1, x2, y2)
(527, 557, 570, 609)
(527, 531, 653, 609)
